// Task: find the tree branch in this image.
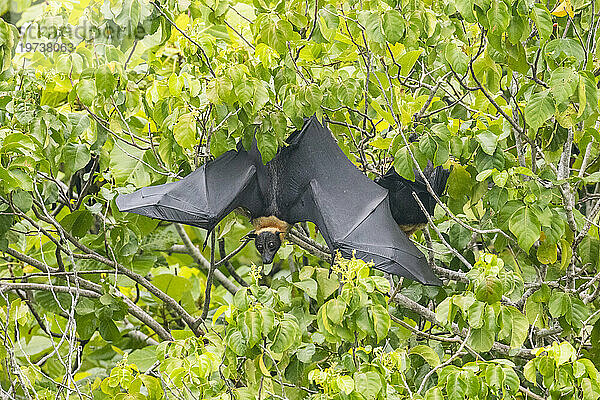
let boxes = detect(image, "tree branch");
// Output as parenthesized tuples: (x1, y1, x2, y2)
(175, 224, 239, 294)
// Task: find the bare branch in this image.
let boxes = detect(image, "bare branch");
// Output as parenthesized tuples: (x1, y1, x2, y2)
(175, 223, 240, 294)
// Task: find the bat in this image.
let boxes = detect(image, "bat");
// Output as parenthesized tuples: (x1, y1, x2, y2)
(116, 117, 441, 285)
(376, 163, 450, 236)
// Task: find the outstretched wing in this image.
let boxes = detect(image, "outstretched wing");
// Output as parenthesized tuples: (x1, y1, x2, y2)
(116, 149, 265, 231)
(376, 163, 450, 226)
(278, 118, 441, 285)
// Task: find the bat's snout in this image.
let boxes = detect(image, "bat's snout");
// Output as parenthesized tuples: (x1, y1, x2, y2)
(262, 254, 274, 264)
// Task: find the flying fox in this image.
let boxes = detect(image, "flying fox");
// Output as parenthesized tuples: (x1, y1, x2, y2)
(116, 117, 441, 285)
(376, 163, 450, 236)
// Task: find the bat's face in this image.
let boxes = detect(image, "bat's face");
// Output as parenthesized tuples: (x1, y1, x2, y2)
(254, 231, 282, 264)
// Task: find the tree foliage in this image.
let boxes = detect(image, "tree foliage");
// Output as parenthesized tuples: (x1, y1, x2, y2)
(0, 0, 599, 398)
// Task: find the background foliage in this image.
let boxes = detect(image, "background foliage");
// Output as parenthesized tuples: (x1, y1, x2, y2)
(0, 0, 599, 398)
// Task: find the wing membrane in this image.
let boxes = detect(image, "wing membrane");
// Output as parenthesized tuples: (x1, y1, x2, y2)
(116, 149, 264, 231)
(281, 118, 441, 285)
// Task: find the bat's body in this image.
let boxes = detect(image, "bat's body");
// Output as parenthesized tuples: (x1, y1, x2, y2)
(116, 117, 441, 285)
(376, 163, 450, 236)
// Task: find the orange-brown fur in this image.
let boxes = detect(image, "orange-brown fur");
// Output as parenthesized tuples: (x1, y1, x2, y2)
(398, 223, 427, 236)
(252, 216, 291, 241)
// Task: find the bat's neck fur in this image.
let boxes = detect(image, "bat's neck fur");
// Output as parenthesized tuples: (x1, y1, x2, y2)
(398, 223, 427, 236)
(253, 216, 291, 241)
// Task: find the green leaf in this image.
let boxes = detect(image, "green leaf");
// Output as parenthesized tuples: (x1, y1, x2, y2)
(581, 378, 599, 400)
(227, 330, 247, 356)
(325, 298, 346, 324)
(77, 79, 96, 106)
(16, 336, 52, 357)
(370, 304, 391, 343)
(444, 42, 468, 75)
(62, 143, 91, 176)
(173, 113, 197, 149)
(399, 49, 423, 77)
(95, 64, 117, 96)
(303, 85, 323, 114)
(475, 276, 504, 304)
(454, 0, 476, 22)
(210, 130, 236, 157)
(447, 164, 472, 200)
(523, 359, 537, 383)
(270, 319, 298, 353)
(546, 38, 585, 61)
(487, 0, 510, 34)
(559, 239, 573, 270)
(549, 290, 571, 318)
(369, 137, 392, 150)
(531, 4, 552, 42)
(69, 113, 91, 140)
(317, 11, 338, 42)
(537, 239, 558, 264)
(446, 372, 467, 400)
(382, 10, 404, 43)
(555, 342, 576, 365)
(0, 212, 13, 239)
(0, 167, 20, 191)
(128, 347, 158, 372)
(153, 274, 191, 302)
(467, 300, 486, 328)
(353, 371, 382, 400)
(235, 79, 254, 105)
(139, 375, 162, 400)
(337, 376, 354, 394)
(569, 298, 591, 329)
(525, 91, 555, 133)
(293, 278, 318, 300)
(507, 14, 527, 44)
(580, 71, 600, 117)
(75, 313, 97, 341)
(316, 268, 339, 300)
(60, 210, 94, 238)
(550, 67, 579, 104)
(371, 276, 390, 293)
(476, 130, 498, 155)
(410, 345, 440, 367)
(257, 131, 278, 163)
(419, 135, 437, 159)
(468, 306, 495, 352)
(508, 206, 541, 252)
(393, 146, 415, 180)
(425, 387, 445, 400)
(261, 307, 275, 335)
(253, 81, 270, 113)
(358, 11, 385, 43)
(296, 343, 315, 363)
(109, 140, 151, 187)
(12, 190, 32, 213)
(98, 318, 120, 342)
(485, 364, 505, 388)
(508, 306, 529, 348)
(270, 111, 287, 139)
(244, 309, 263, 347)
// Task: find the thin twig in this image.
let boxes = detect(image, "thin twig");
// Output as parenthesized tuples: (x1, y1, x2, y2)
(151, 1, 216, 77)
(201, 231, 216, 320)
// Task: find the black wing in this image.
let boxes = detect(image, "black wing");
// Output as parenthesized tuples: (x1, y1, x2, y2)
(277, 118, 441, 285)
(115, 149, 265, 231)
(376, 163, 449, 226)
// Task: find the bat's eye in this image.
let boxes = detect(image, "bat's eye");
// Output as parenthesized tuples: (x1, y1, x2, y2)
(256, 245, 263, 251)
(268, 242, 276, 250)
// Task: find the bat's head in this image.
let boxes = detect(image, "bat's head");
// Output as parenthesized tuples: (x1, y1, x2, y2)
(251, 230, 282, 264)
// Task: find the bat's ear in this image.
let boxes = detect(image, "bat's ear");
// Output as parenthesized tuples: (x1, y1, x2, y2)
(244, 230, 257, 240)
